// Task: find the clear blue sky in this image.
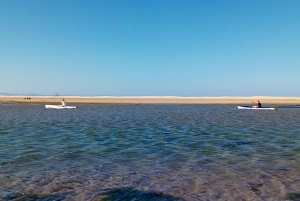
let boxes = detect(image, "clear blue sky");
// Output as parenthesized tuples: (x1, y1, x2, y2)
(1, 0, 299, 96)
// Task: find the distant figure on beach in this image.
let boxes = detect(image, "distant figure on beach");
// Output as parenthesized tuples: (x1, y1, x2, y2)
(253, 100, 261, 108)
(60, 99, 66, 107)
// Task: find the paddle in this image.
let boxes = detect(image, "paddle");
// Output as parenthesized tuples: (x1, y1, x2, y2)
(55, 92, 62, 101)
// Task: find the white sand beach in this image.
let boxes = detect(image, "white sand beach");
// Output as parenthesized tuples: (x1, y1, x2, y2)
(1, 96, 300, 105)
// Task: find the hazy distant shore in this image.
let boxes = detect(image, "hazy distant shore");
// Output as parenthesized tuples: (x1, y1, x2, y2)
(1, 96, 300, 105)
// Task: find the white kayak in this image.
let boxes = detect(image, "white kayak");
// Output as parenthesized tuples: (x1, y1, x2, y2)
(237, 106, 275, 110)
(45, 105, 77, 109)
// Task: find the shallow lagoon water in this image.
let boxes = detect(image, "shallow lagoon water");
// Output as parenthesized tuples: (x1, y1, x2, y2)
(1, 104, 300, 200)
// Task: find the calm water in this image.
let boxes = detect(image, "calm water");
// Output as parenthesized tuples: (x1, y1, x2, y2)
(1, 104, 300, 201)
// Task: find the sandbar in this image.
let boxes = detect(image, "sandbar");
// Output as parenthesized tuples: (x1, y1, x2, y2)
(1, 96, 300, 105)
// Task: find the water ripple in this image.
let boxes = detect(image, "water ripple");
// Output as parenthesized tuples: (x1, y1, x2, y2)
(1, 104, 300, 200)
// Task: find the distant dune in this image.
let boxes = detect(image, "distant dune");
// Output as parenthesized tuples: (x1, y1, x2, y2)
(0, 93, 41, 96)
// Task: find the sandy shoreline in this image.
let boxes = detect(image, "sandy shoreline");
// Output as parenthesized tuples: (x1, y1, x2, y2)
(1, 96, 300, 105)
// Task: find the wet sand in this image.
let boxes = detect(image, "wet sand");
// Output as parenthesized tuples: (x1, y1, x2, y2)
(1, 96, 300, 105)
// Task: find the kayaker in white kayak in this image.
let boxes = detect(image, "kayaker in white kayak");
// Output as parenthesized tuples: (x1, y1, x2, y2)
(60, 99, 66, 107)
(253, 100, 261, 108)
